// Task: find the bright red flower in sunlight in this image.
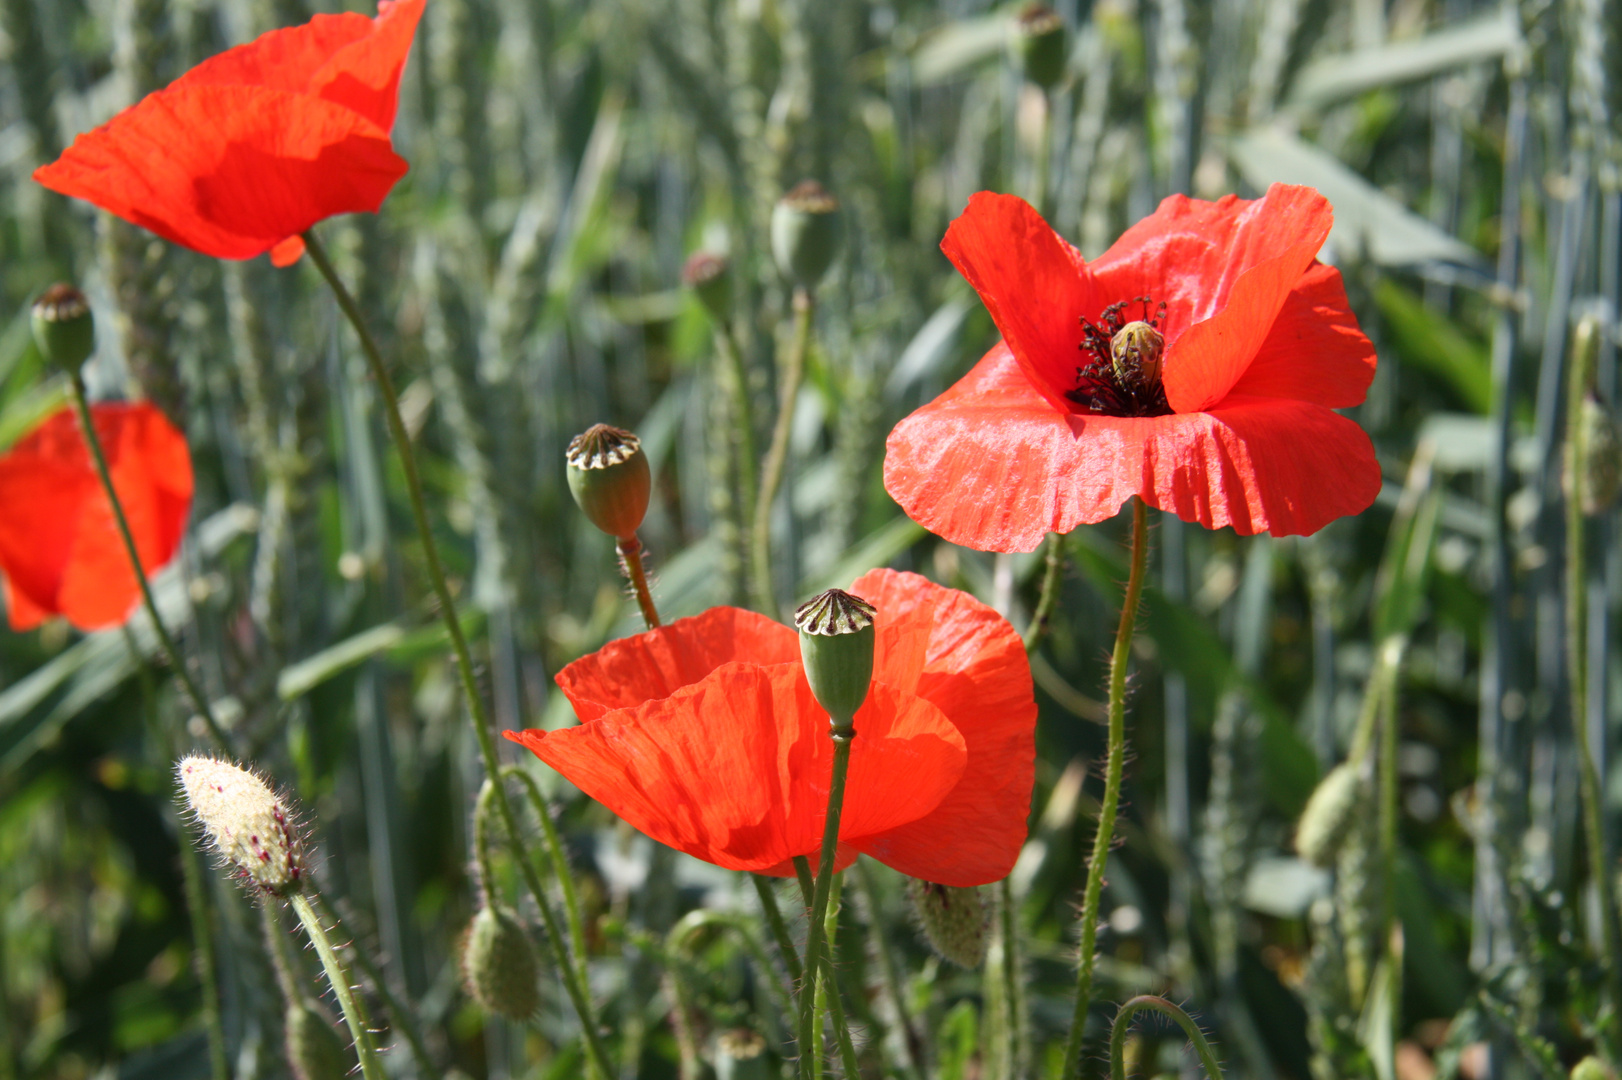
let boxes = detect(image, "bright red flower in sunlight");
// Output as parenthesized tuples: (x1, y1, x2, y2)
(506, 569, 1035, 888)
(0, 403, 192, 632)
(884, 184, 1381, 552)
(33, 0, 425, 268)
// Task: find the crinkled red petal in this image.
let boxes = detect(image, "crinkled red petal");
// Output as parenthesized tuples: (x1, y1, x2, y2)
(1227, 261, 1375, 408)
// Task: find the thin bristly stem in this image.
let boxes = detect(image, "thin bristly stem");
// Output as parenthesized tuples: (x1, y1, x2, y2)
(1001, 876, 1030, 1075)
(753, 874, 804, 984)
(821, 873, 861, 1080)
(797, 729, 853, 1079)
(752, 286, 814, 615)
(1108, 996, 1223, 1080)
(716, 319, 760, 553)
(301, 228, 613, 1080)
(856, 860, 924, 1080)
(1062, 497, 1149, 1080)
(509, 767, 591, 988)
(617, 535, 662, 628)
(288, 891, 386, 1080)
(66, 373, 229, 749)
(315, 894, 439, 1080)
(1024, 531, 1066, 650)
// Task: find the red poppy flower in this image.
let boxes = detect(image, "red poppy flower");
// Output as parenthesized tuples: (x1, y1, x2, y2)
(0, 402, 193, 632)
(505, 569, 1036, 887)
(33, 0, 425, 268)
(884, 184, 1381, 552)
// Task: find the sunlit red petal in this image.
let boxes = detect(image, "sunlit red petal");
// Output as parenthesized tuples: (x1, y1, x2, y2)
(555, 606, 799, 721)
(1226, 262, 1376, 408)
(848, 569, 1036, 886)
(940, 192, 1107, 409)
(507, 664, 966, 874)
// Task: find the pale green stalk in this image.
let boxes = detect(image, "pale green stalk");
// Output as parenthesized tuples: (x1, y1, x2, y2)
(752, 287, 814, 614)
(1108, 995, 1223, 1080)
(288, 891, 385, 1080)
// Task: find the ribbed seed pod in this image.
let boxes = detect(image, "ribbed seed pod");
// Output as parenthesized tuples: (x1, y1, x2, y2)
(1012, 4, 1067, 89)
(795, 589, 876, 725)
(566, 425, 652, 541)
(284, 1000, 349, 1080)
(909, 879, 990, 967)
(462, 906, 541, 1020)
(771, 181, 842, 289)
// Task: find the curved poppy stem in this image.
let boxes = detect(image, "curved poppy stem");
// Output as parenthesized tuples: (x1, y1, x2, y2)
(1108, 995, 1223, 1080)
(288, 891, 386, 1080)
(1061, 496, 1149, 1080)
(797, 724, 853, 1079)
(300, 229, 614, 1080)
(752, 286, 814, 615)
(507, 767, 591, 989)
(1024, 530, 1067, 650)
(752, 874, 804, 984)
(64, 373, 231, 750)
(617, 535, 662, 628)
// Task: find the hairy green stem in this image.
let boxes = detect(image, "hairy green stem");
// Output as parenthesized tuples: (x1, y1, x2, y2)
(314, 894, 439, 1080)
(288, 891, 385, 1080)
(1001, 876, 1030, 1075)
(301, 229, 612, 1079)
(1025, 532, 1066, 650)
(66, 372, 229, 749)
(508, 767, 591, 988)
(179, 799, 229, 1080)
(856, 860, 924, 1080)
(715, 320, 760, 554)
(753, 874, 804, 984)
(1062, 497, 1149, 1080)
(797, 727, 853, 1079)
(617, 535, 662, 629)
(821, 873, 861, 1080)
(752, 287, 814, 614)
(1108, 995, 1223, 1080)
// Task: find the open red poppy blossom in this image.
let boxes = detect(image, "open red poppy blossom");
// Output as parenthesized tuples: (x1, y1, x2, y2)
(884, 184, 1381, 552)
(0, 402, 193, 632)
(33, 0, 425, 268)
(506, 569, 1036, 887)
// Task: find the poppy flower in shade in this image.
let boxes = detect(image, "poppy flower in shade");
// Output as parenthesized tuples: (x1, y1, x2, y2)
(33, 0, 425, 268)
(505, 569, 1036, 887)
(884, 184, 1381, 552)
(0, 402, 193, 632)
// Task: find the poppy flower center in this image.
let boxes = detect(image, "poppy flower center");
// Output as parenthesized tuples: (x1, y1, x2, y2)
(1065, 297, 1173, 418)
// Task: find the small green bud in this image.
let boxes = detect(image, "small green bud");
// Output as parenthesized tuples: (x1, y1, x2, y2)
(1012, 4, 1067, 90)
(1572, 1056, 1617, 1080)
(31, 283, 95, 375)
(567, 424, 652, 541)
(1110, 321, 1165, 391)
(771, 181, 841, 290)
(284, 1000, 350, 1080)
(462, 906, 541, 1021)
(1294, 761, 1365, 869)
(908, 879, 990, 967)
(795, 588, 876, 727)
(682, 251, 732, 322)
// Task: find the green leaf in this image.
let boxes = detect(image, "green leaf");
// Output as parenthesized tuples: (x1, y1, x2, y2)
(1374, 279, 1493, 413)
(1287, 8, 1520, 109)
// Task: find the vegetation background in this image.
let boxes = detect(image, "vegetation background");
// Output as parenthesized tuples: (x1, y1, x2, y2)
(0, 0, 1614, 1077)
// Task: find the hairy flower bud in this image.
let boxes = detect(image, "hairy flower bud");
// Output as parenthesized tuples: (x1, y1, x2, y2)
(795, 588, 876, 727)
(771, 181, 841, 289)
(178, 755, 306, 895)
(682, 251, 732, 322)
(32, 283, 95, 375)
(1295, 761, 1365, 869)
(284, 1000, 349, 1080)
(462, 906, 541, 1021)
(909, 879, 990, 967)
(567, 424, 652, 541)
(1012, 4, 1067, 90)
(1109, 320, 1165, 391)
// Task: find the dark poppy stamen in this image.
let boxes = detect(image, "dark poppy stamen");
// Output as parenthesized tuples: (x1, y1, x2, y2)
(1065, 296, 1173, 418)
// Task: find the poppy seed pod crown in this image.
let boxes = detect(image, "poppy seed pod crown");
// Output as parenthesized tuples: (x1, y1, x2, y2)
(32, 284, 95, 375)
(566, 424, 651, 541)
(1012, 5, 1067, 90)
(771, 181, 842, 289)
(795, 588, 876, 727)
(682, 251, 732, 321)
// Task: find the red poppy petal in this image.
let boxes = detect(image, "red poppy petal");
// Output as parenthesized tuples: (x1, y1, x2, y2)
(847, 569, 1036, 886)
(507, 664, 964, 874)
(0, 415, 94, 617)
(555, 606, 799, 721)
(940, 192, 1107, 409)
(1226, 262, 1376, 408)
(3, 576, 50, 632)
(270, 236, 306, 267)
(35, 85, 407, 261)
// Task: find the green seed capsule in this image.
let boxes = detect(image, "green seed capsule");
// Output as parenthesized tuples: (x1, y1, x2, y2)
(31, 283, 95, 375)
(682, 251, 732, 322)
(795, 589, 876, 728)
(284, 1000, 350, 1080)
(567, 424, 652, 541)
(1109, 321, 1165, 391)
(909, 879, 990, 967)
(462, 906, 541, 1021)
(1012, 4, 1067, 90)
(771, 181, 841, 290)
(1294, 761, 1365, 869)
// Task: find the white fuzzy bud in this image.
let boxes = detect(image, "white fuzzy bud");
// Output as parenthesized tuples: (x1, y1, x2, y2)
(178, 755, 306, 896)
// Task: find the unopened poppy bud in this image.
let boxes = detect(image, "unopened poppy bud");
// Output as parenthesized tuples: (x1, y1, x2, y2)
(177, 755, 306, 895)
(1294, 761, 1364, 869)
(284, 1000, 349, 1080)
(1110, 321, 1165, 391)
(682, 251, 732, 322)
(32, 283, 95, 375)
(1566, 394, 1622, 516)
(795, 588, 876, 728)
(771, 181, 841, 289)
(462, 906, 541, 1021)
(1572, 1056, 1617, 1080)
(908, 879, 990, 967)
(567, 424, 652, 541)
(1012, 4, 1067, 90)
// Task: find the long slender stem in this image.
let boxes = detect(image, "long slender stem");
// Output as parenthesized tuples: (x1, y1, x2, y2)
(1108, 995, 1223, 1080)
(1000, 876, 1030, 1075)
(715, 320, 760, 541)
(178, 798, 230, 1080)
(65, 373, 229, 749)
(316, 896, 439, 1080)
(301, 229, 613, 1079)
(1024, 531, 1066, 650)
(1062, 497, 1149, 1080)
(617, 536, 662, 628)
(288, 891, 385, 1080)
(797, 729, 853, 1079)
(753, 874, 804, 984)
(819, 874, 862, 1080)
(509, 768, 591, 988)
(752, 287, 814, 614)
(856, 860, 924, 1080)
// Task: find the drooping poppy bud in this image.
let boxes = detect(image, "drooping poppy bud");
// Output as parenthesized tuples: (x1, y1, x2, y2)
(31, 283, 95, 375)
(284, 1000, 349, 1080)
(1012, 4, 1067, 90)
(1294, 761, 1364, 869)
(795, 588, 876, 728)
(682, 251, 733, 322)
(566, 424, 651, 541)
(771, 181, 841, 290)
(177, 755, 306, 896)
(908, 878, 990, 967)
(461, 905, 541, 1021)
